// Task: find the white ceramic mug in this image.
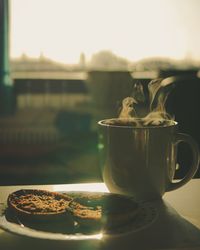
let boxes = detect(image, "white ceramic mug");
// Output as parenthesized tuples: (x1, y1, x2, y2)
(98, 119, 200, 201)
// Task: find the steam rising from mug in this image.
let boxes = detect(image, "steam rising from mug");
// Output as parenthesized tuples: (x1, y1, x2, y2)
(118, 78, 175, 126)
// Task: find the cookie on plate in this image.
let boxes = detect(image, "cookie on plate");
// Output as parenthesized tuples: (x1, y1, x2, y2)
(7, 189, 73, 221)
(67, 192, 139, 230)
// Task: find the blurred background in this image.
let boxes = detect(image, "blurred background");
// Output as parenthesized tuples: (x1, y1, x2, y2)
(0, 0, 200, 185)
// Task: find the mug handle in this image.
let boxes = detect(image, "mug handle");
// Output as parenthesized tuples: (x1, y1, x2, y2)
(167, 133, 200, 191)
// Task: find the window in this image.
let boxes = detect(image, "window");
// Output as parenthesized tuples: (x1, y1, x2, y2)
(11, 0, 200, 69)
(0, 0, 199, 185)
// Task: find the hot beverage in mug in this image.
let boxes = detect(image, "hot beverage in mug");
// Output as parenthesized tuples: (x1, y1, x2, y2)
(98, 118, 199, 201)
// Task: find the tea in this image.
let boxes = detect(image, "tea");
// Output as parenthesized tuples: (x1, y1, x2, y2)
(102, 118, 175, 128)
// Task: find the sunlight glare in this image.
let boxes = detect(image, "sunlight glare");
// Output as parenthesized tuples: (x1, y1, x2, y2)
(53, 183, 109, 193)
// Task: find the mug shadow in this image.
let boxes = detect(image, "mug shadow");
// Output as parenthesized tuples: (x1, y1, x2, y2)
(101, 198, 200, 250)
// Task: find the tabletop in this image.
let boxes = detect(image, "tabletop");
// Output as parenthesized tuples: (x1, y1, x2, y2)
(0, 180, 200, 250)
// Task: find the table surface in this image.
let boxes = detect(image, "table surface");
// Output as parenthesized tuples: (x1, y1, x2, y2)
(0, 180, 200, 250)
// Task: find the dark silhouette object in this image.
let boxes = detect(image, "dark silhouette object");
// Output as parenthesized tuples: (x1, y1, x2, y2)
(164, 75, 200, 178)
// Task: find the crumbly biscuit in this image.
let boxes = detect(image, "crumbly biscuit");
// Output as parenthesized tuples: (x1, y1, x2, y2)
(68, 200, 102, 228)
(7, 189, 72, 221)
(67, 192, 139, 230)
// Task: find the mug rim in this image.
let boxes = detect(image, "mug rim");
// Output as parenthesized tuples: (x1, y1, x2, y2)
(98, 118, 178, 129)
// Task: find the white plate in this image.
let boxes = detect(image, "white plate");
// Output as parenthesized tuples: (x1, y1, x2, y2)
(0, 191, 157, 241)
